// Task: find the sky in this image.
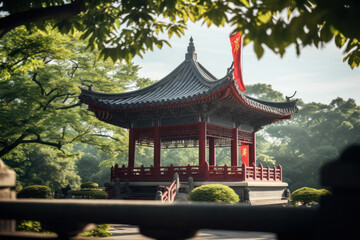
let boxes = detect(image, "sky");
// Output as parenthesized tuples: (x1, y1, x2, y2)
(133, 22, 360, 105)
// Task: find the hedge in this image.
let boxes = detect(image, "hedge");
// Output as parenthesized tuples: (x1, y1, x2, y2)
(80, 182, 99, 189)
(70, 189, 108, 199)
(17, 185, 53, 199)
(188, 184, 239, 203)
(290, 187, 331, 205)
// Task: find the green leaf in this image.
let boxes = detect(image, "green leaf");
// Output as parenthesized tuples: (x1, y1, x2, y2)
(320, 25, 333, 42)
(334, 34, 347, 48)
(254, 41, 264, 59)
(258, 11, 272, 24)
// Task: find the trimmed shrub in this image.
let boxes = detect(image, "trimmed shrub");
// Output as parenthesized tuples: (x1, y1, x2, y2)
(188, 184, 239, 203)
(290, 187, 331, 205)
(17, 185, 53, 199)
(81, 182, 99, 189)
(82, 224, 112, 237)
(70, 189, 108, 199)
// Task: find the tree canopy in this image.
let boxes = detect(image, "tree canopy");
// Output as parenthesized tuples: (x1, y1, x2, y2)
(0, 0, 358, 68)
(0, 26, 153, 157)
(251, 84, 360, 190)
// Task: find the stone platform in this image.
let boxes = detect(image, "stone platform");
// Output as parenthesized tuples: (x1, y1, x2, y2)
(107, 180, 289, 205)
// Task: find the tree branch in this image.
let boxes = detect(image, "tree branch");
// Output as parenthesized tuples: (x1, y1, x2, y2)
(0, 0, 86, 38)
(0, 140, 7, 147)
(91, 134, 123, 142)
(45, 87, 59, 96)
(31, 72, 45, 95)
(21, 133, 62, 150)
(0, 133, 27, 158)
(56, 102, 82, 110)
(42, 92, 75, 110)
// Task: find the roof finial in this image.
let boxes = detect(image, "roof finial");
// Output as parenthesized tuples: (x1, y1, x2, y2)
(186, 36, 197, 61)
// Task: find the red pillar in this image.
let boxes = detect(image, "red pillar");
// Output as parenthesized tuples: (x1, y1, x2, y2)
(198, 122, 207, 166)
(249, 132, 256, 166)
(231, 128, 238, 167)
(209, 137, 216, 166)
(154, 126, 161, 170)
(128, 128, 135, 168)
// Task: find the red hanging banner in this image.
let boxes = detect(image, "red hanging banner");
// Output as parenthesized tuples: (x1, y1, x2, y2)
(240, 145, 249, 166)
(229, 32, 246, 91)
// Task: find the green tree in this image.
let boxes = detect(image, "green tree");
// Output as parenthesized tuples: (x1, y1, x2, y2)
(3, 145, 81, 190)
(244, 83, 360, 190)
(246, 83, 285, 102)
(0, 27, 153, 157)
(76, 153, 101, 183)
(0, 0, 358, 68)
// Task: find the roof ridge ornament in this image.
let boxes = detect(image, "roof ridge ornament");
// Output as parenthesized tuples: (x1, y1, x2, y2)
(185, 37, 197, 61)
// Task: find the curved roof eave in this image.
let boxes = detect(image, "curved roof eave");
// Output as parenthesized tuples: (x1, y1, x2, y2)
(228, 81, 298, 117)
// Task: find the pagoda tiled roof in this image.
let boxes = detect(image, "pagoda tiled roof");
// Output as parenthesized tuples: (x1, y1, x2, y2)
(80, 38, 297, 117)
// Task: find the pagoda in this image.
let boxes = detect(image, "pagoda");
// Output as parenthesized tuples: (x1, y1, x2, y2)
(79, 38, 298, 204)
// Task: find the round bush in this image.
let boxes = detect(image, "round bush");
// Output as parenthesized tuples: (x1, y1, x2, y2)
(188, 184, 239, 203)
(80, 182, 99, 189)
(17, 185, 53, 199)
(70, 189, 108, 199)
(290, 187, 331, 205)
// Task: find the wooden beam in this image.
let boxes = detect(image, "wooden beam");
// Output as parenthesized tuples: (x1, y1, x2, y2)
(209, 137, 216, 166)
(198, 122, 207, 166)
(249, 132, 256, 166)
(231, 128, 238, 167)
(154, 126, 161, 170)
(128, 128, 135, 168)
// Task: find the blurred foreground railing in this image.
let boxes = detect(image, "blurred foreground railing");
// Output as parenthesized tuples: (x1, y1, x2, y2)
(1, 145, 360, 240)
(0, 199, 317, 240)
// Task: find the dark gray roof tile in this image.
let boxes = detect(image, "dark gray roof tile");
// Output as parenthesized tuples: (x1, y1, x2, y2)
(80, 38, 298, 116)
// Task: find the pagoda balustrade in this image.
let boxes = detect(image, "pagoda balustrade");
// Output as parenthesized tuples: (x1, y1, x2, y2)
(119, 122, 277, 183)
(111, 163, 282, 182)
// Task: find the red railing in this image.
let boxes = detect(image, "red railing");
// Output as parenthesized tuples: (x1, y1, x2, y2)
(158, 179, 177, 202)
(111, 163, 282, 182)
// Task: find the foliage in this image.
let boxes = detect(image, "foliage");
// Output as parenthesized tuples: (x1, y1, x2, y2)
(82, 224, 112, 238)
(0, 26, 153, 158)
(290, 187, 331, 205)
(3, 145, 81, 190)
(80, 182, 98, 189)
(0, 0, 358, 68)
(246, 83, 285, 102)
(17, 185, 53, 199)
(71, 188, 108, 199)
(14, 181, 23, 193)
(188, 184, 239, 203)
(247, 84, 360, 191)
(17, 220, 43, 233)
(16, 220, 55, 234)
(77, 154, 101, 183)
